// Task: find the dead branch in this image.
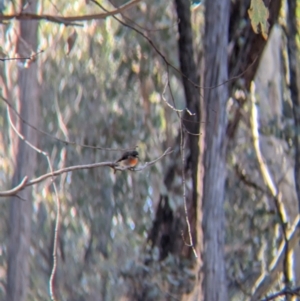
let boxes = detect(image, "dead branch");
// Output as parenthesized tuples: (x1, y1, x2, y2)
(0, 95, 134, 152)
(133, 147, 173, 171)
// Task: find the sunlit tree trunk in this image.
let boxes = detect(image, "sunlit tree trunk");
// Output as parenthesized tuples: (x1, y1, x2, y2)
(6, 0, 39, 300)
(202, 0, 230, 300)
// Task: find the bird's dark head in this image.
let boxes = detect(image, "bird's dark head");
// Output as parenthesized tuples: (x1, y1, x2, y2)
(131, 151, 139, 158)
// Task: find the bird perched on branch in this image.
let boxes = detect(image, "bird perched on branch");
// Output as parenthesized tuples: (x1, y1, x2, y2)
(115, 150, 139, 169)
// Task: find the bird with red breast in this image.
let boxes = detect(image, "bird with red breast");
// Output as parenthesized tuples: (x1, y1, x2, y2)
(115, 150, 139, 169)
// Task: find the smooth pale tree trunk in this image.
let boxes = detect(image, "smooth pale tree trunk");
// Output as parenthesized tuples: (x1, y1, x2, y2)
(6, 0, 39, 300)
(202, 0, 230, 301)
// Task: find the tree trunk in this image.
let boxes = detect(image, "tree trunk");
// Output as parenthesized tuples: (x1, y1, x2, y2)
(6, 0, 39, 300)
(174, 0, 200, 256)
(202, 0, 230, 301)
(147, 0, 200, 260)
(287, 0, 300, 210)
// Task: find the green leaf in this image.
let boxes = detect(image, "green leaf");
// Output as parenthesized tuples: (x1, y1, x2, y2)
(248, 0, 269, 39)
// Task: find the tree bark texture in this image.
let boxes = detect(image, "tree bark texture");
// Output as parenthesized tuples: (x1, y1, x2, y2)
(6, 0, 39, 300)
(286, 0, 300, 211)
(202, 1, 230, 301)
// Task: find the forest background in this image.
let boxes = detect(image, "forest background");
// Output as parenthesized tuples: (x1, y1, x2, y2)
(0, 0, 299, 300)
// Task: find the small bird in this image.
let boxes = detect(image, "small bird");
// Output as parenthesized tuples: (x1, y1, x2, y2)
(115, 150, 139, 169)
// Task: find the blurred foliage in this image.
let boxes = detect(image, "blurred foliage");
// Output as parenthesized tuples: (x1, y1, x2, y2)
(248, 0, 269, 39)
(1, 0, 300, 300)
(0, 0, 192, 299)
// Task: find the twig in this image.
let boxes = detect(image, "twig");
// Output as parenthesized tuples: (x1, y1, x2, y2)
(0, 49, 44, 62)
(48, 160, 60, 301)
(123, 147, 173, 171)
(93, 0, 257, 92)
(0, 95, 133, 151)
(260, 286, 300, 301)
(179, 124, 197, 258)
(249, 215, 300, 301)
(162, 78, 195, 115)
(234, 164, 268, 194)
(6, 103, 61, 301)
(161, 66, 201, 136)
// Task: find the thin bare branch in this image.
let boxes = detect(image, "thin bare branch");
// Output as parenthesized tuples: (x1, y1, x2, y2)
(162, 78, 195, 115)
(0, 148, 173, 197)
(127, 147, 173, 171)
(7, 105, 43, 154)
(48, 159, 60, 301)
(179, 124, 197, 258)
(0, 0, 140, 25)
(6, 101, 61, 301)
(249, 215, 300, 301)
(162, 67, 201, 136)
(0, 49, 44, 62)
(259, 286, 300, 301)
(234, 164, 268, 194)
(7, 104, 68, 301)
(0, 95, 134, 151)
(95, 0, 258, 92)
